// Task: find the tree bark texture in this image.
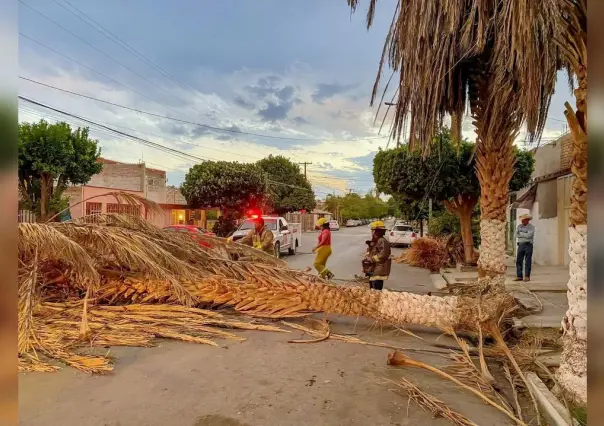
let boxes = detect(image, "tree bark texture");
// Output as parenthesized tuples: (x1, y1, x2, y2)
(556, 0, 587, 404)
(471, 74, 520, 282)
(443, 195, 478, 264)
(38, 174, 52, 222)
(559, 77, 587, 406)
(129, 276, 514, 333)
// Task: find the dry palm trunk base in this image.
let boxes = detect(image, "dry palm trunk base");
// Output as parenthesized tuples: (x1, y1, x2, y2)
(558, 224, 587, 405)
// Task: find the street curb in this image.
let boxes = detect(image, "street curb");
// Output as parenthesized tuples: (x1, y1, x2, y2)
(430, 273, 448, 291)
(526, 372, 574, 426)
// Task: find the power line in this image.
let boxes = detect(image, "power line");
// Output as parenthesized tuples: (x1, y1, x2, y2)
(20, 77, 387, 143)
(21, 105, 336, 194)
(51, 0, 225, 115)
(19, 97, 342, 195)
(19, 95, 264, 160)
(19, 32, 199, 121)
(19, 0, 213, 123)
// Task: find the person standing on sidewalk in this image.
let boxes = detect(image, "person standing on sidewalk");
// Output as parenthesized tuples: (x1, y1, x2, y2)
(365, 221, 391, 290)
(515, 214, 535, 282)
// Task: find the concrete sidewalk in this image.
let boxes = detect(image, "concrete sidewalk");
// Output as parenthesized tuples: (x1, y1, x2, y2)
(440, 256, 569, 329)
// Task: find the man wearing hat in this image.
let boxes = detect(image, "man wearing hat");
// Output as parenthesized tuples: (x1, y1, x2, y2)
(515, 214, 535, 281)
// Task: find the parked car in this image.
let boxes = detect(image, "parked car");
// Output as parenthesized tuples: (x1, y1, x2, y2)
(163, 224, 215, 248)
(164, 224, 215, 236)
(230, 216, 301, 258)
(387, 224, 417, 247)
(328, 220, 340, 231)
(346, 219, 356, 227)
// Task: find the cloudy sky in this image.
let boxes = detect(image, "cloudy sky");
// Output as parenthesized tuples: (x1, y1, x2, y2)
(18, 0, 573, 198)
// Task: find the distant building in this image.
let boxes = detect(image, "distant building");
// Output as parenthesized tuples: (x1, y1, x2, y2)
(285, 209, 332, 232)
(507, 134, 574, 265)
(64, 158, 220, 230)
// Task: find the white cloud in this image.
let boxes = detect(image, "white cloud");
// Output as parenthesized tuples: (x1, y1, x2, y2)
(19, 46, 571, 199)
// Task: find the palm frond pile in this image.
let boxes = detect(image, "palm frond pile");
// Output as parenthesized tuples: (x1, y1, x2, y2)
(18, 213, 306, 373)
(395, 235, 464, 272)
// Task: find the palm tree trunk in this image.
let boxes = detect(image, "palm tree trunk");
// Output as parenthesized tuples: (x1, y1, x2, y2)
(558, 77, 587, 406)
(189, 276, 511, 332)
(444, 195, 478, 264)
(467, 63, 519, 288)
(475, 138, 516, 285)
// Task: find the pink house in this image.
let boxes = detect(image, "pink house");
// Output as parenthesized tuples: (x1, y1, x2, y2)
(64, 158, 220, 230)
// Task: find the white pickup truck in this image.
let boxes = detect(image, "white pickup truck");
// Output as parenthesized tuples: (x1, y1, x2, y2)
(230, 216, 302, 258)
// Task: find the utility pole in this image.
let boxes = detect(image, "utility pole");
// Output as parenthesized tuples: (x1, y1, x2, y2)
(298, 162, 312, 179)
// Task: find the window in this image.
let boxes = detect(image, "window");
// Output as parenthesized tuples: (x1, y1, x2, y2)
(85, 202, 102, 216)
(394, 225, 413, 232)
(106, 203, 142, 216)
(84, 202, 102, 223)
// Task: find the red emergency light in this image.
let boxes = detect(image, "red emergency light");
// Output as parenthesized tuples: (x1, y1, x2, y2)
(247, 209, 261, 219)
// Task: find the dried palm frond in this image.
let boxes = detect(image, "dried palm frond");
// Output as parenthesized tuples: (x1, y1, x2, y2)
(51, 223, 200, 282)
(395, 235, 465, 272)
(387, 350, 527, 426)
(48, 191, 164, 223)
(387, 376, 479, 426)
(24, 301, 289, 373)
(350, 0, 561, 152)
(18, 223, 99, 286)
(18, 256, 39, 355)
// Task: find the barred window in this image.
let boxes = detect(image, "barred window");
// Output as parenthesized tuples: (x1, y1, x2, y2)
(85, 202, 102, 216)
(106, 203, 141, 216)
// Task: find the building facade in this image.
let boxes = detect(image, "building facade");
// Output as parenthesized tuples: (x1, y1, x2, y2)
(507, 134, 573, 266)
(65, 158, 219, 230)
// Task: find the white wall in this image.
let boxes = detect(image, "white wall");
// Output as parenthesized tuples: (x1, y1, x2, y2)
(515, 203, 558, 265)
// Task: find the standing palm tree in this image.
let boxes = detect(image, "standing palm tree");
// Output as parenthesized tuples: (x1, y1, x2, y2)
(555, 0, 587, 407)
(348, 0, 586, 404)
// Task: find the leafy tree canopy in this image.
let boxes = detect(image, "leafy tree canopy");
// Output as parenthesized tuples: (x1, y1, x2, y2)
(256, 155, 316, 214)
(18, 120, 102, 220)
(324, 192, 388, 221)
(373, 128, 535, 205)
(181, 161, 268, 215)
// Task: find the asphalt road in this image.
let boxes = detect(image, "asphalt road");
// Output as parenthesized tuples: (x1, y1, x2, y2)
(285, 223, 431, 294)
(20, 224, 511, 425)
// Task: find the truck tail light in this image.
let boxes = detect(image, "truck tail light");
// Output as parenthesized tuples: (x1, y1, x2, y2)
(390, 232, 394, 237)
(411, 232, 416, 238)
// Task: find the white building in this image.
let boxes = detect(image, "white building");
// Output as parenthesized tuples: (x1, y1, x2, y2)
(507, 134, 574, 266)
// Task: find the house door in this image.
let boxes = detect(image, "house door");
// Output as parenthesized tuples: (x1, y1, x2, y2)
(557, 175, 574, 266)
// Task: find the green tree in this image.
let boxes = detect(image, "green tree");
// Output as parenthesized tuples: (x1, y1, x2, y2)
(181, 161, 268, 236)
(18, 120, 103, 221)
(374, 128, 534, 263)
(323, 192, 388, 222)
(256, 155, 316, 214)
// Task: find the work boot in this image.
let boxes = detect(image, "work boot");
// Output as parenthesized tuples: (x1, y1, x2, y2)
(523, 276, 531, 282)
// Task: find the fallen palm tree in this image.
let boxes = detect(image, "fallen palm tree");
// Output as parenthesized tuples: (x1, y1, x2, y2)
(19, 213, 516, 373)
